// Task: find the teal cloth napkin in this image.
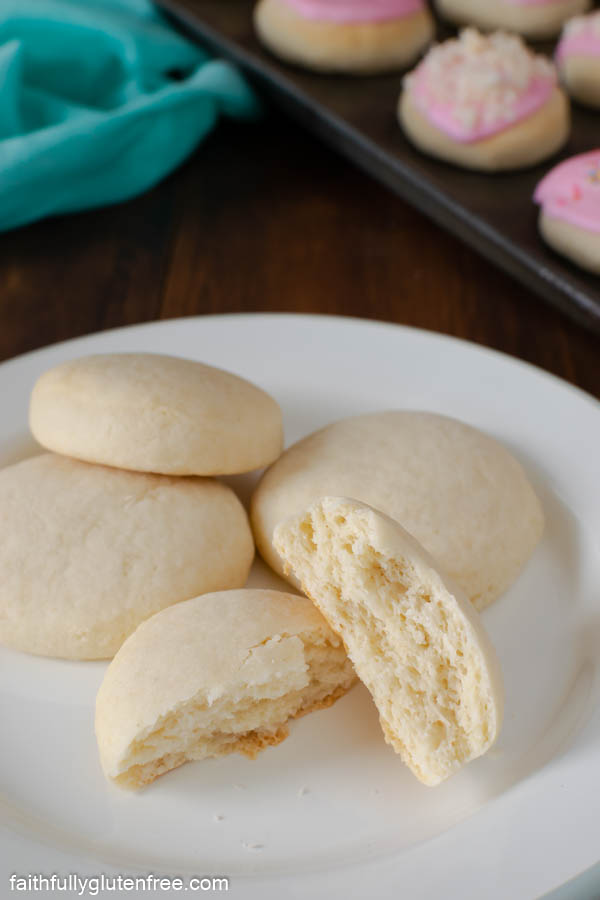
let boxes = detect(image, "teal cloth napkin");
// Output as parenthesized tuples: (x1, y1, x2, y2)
(0, 0, 259, 231)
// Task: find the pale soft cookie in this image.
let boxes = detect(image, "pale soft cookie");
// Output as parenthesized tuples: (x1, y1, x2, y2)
(399, 30, 570, 172)
(0, 454, 254, 659)
(29, 353, 283, 476)
(251, 411, 544, 611)
(556, 11, 600, 109)
(274, 497, 504, 786)
(254, 0, 434, 75)
(435, 0, 590, 40)
(534, 150, 600, 274)
(95, 589, 356, 788)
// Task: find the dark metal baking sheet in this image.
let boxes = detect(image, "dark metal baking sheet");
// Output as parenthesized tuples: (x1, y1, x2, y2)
(156, 0, 600, 332)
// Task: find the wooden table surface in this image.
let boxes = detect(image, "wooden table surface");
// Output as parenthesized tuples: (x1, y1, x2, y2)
(0, 109, 598, 400)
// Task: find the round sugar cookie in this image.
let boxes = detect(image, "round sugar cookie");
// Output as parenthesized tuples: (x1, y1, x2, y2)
(0, 454, 254, 660)
(29, 353, 283, 476)
(556, 11, 600, 109)
(95, 589, 356, 788)
(434, 0, 591, 40)
(251, 411, 544, 611)
(399, 29, 570, 172)
(534, 150, 600, 274)
(254, 0, 435, 75)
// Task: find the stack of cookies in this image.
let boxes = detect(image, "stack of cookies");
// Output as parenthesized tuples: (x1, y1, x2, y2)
(3, 353, 284, 659)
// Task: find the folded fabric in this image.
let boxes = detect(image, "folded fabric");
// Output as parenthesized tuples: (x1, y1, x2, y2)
(0, 0, 259, 231)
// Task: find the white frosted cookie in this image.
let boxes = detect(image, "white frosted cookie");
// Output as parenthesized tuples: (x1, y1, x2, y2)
(399, 30, 570, 172)
(95, 589, 356, 788)
(435, 0, 590, 40)
(251, 411, 544, 611)
(534, 150, 600, 274)
(274, 498, 504, 786)
(556, 12, 600, 108)
(29, 353, 283, 476)
(254, 0, 434, 75)
(0, 454, 254, 660)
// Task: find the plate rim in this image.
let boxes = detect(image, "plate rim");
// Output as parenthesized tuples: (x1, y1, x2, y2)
(2, 311, 599, 415)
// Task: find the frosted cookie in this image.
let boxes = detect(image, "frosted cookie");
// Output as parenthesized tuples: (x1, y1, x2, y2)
(29, 353, 283, 476)
(251, 411, 544, 611)
(534, 150, 600, 274)
(0, 454, 254, 659)
(95, 589, 356, 788)
(274, 498, 504, 785)
(435, 0, 591, 40)
(556, 11, 600, 108)
(254, 0, 434, 74)
(399, 29, 570, 171)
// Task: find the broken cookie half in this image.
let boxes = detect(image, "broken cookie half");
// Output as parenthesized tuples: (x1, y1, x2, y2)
(95, 588, 356, 789)
(274, 497, 504, 786)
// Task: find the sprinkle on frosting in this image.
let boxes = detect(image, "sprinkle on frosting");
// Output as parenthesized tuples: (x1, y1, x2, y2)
(406, 29, 557, 143)
(556, 11, 600, 62)
(534, 151, 600, 234)
(282, 0, 424, 24)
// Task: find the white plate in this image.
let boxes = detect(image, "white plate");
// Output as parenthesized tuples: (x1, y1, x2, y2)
(1, 314, 599, 900)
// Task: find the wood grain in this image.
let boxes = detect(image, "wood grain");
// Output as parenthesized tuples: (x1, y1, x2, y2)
(0, 112, 598, 399)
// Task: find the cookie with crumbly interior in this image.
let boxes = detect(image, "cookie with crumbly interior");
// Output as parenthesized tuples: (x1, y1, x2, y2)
(95, 589, 357, 788)
(251, 411, 544, 611)
(274, 497, 504, 786)
(0, 454, 254, 659)
(29, 353, 283, 476)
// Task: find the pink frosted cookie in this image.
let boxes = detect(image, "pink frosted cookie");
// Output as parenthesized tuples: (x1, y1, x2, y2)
(253, 0, 434, 74)
(556, 12, 600, 108)
(435, 0, 591, 40)
(534, 151, 600, 274)
(399, 30, 570, 171)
